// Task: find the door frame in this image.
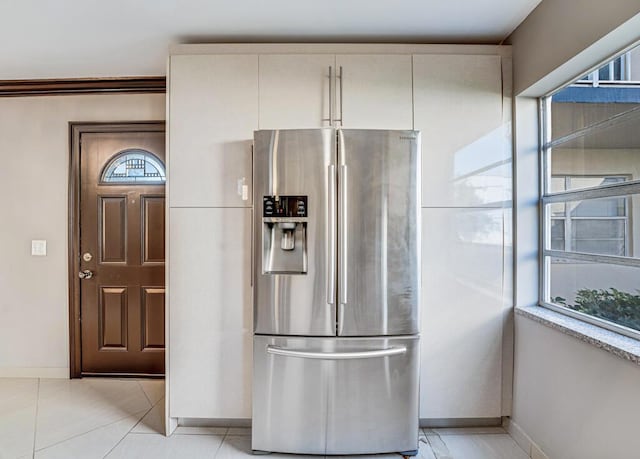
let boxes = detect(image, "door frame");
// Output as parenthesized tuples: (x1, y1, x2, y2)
(68, 121, 166, 378)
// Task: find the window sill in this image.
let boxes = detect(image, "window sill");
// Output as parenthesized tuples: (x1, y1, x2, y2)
(515, 305, 640, 365)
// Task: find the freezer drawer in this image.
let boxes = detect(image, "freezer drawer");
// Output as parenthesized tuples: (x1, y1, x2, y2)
(252, 335, 419, 455)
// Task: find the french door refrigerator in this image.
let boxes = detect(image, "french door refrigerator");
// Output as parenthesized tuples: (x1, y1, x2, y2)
(252, 128, 421, 456)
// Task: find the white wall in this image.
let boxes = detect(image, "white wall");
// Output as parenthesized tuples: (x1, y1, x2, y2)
(0, 94, 165, 378)
(509, 2, 640, 458)
(513, 316, 640, 459)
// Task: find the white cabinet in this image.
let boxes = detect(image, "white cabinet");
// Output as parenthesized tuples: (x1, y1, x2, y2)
(414, 54, 509, 207)
(420, 207, 505, 419)
(259, 54, 334, 129)
(169, 54, 258, 207)
(169, 208, 252, 419)
(336, 54, 413, 129)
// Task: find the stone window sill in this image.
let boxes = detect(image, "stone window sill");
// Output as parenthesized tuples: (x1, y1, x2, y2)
(515, 304, 640, 365)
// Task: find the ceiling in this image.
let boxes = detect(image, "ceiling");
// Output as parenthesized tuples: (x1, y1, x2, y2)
(0, 0, 541, 80)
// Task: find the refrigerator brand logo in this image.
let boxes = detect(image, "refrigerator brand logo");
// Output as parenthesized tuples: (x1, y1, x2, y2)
(399, 136, 416, 140)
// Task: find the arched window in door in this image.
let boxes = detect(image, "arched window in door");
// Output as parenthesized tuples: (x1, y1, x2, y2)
(100, 149, 166, 184)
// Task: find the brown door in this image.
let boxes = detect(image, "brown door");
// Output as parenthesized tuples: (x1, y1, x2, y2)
(79, 130, 165, 375)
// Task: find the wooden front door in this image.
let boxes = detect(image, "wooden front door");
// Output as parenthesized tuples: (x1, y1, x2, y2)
(78, 128, 165, 375)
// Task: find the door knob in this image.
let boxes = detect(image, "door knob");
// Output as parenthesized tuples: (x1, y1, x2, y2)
(78, 270, 94, 280)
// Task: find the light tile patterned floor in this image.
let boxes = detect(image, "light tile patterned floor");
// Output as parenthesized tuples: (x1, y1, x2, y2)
(0, 378, 530, 459)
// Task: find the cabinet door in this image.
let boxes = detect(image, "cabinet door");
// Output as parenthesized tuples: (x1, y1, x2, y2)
(259, 54, 335, 129)
(335, 55, 413, 129)
(420, 208, 505, 419)
(169, 55, 258, 207)
(414, 54, 508, 207)
(169, 208, 252, 418)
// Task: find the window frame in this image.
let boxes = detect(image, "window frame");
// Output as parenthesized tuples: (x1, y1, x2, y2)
(539, 97, 640, 340)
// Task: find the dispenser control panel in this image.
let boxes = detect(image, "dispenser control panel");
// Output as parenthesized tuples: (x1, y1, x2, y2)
(263, 196, 307, 217)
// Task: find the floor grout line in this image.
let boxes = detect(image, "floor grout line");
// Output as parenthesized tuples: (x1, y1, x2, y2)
(212, 428, 229, 458)
(424, 430, 453, 459)
(31, 378, 40, 459)
(33, 409, 149, 453)
(32, 381, 164, 456)
(136, 380, 155, 408)
(102, 404, 157, 459)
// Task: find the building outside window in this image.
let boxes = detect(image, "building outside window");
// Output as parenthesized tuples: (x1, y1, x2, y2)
(540, 45, 640, 338)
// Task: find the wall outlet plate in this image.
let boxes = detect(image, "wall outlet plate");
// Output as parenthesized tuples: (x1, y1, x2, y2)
(31, 240, 47, 256)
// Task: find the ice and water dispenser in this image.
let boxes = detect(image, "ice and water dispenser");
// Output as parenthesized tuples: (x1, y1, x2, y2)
(262, 195, 308, 274)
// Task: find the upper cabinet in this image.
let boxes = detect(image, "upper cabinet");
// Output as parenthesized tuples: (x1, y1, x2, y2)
(259, 54, 335, 129)
(169, 54, 258, 208)
(414, 54, 509, 208)
(336, 55, 413, 130)
(258, 53, 413, 130)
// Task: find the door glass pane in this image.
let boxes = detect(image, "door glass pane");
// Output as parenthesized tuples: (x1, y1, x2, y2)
(101, 150, 166, 184)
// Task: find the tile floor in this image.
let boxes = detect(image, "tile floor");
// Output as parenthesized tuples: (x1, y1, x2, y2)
(0, 378, 530, 459)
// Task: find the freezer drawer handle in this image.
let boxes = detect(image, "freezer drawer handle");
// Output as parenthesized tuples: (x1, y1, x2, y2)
(266, 345, 406, 360)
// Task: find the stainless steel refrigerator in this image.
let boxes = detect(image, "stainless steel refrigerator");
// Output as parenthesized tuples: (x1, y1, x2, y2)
(252, 128, 421, 456)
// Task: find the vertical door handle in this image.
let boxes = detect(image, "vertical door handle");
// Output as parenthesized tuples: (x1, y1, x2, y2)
(339, 164, 348, 305)
(335, 66, 344, 125)
(322, 66, 333, 125)
(327, 165, 336, 304)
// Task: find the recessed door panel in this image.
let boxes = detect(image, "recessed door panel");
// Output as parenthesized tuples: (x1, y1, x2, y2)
(142, 287, 165, 350)
(142, 196, 165, 264)
(99, 287, 127, 349)
(100, 197, 126, 263)
(337, 129, 420, 336)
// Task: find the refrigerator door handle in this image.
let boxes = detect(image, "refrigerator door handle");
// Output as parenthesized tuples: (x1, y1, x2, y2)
(321, 66, 333, 125)
(335, 66, 343, 125)
(339, 164, 348, 305)
(266, 345, 406, 360)
(327, 164, 336, 304)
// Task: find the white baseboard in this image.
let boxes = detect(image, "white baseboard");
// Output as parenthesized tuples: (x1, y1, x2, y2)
(0, 367, 69, 379)
(503, 417, 550, 459)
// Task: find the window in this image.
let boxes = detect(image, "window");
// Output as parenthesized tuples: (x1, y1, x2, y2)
(101, 150, 166, 184)
(541, 48, 640, 338)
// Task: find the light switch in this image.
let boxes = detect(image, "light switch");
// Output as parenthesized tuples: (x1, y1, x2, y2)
(237, 177, 249, 201)
(31, 240, 47, 256)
